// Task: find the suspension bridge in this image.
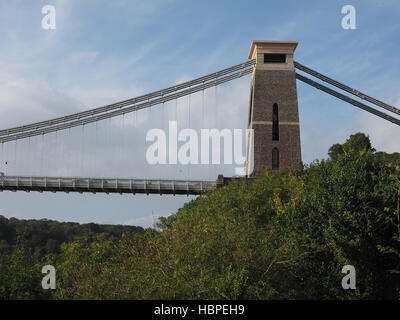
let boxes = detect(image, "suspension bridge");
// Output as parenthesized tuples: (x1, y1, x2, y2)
(0, 40, 399, 196)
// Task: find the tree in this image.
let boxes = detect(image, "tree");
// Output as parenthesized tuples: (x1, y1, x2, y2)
(328, 132, 374, 160)
(2, 132, 398, 300)
(3, 231, 52, 299)
(302, 146, 399, 298)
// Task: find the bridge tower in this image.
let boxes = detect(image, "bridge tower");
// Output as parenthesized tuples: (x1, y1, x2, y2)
(246, 40, 302, 175)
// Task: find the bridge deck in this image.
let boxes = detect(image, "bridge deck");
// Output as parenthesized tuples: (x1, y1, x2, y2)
(0, 176, 216, 196)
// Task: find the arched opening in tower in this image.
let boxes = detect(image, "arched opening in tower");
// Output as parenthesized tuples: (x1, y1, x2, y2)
(272, 147, 279, 170)
(272, 103, 279, 141)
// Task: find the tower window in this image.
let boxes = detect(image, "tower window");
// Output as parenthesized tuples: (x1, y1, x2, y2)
(272, 148, 279, 170)
(264, 54, 286, 63)
(272, 103, 279, 141)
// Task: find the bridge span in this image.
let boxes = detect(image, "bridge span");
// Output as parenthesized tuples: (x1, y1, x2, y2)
(0, 174, 218, 196)
(0, 40, 399, 196)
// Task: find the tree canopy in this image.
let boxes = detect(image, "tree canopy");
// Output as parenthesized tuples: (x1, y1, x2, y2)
(0, 133, 399, 300)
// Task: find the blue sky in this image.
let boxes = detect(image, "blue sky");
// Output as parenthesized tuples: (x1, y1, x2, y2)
(0, 0, 399, 227)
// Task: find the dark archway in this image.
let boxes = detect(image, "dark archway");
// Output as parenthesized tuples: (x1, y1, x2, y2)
(272, 103, 279, 141)
(272, 147, 279, 170)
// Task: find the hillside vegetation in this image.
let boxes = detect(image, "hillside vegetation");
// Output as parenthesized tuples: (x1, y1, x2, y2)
(0, 216, 144, 256)
(0, 133, 399, 299)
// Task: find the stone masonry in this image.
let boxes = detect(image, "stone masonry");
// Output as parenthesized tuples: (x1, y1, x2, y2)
(246, 41, 302, 175)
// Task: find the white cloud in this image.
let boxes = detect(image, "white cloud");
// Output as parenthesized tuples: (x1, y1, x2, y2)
(0, 61, 81, 129)
(124, 214, 162, 228)
(67, 85, 144, 109)
(300, 107, 400, 165)
(64, 51, 100, 64)
(356, 111, 400, 153)
(174, 74, 192, 85)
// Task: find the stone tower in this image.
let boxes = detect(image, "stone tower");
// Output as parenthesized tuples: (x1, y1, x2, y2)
(246, 40, 302, 176)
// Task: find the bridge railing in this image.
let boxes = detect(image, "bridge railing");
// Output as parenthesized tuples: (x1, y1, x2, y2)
(0, 176, 217, 195)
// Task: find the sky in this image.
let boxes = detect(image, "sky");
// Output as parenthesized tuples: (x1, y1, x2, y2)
(0, 0, 399, 227)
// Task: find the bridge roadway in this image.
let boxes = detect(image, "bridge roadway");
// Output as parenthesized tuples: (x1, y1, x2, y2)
(0, 175, 218, 196)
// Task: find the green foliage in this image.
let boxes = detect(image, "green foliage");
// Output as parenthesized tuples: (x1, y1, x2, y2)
(1, 132, 399, 300)
(301, 145, 399, 299)
(50, 234, 117, 299)
(0, 231, 52, 299)
(0, 218, 143, 300)
(328, 132, 374, 160)
(0, 216, 144, 256)
(155, 213, 177, 231)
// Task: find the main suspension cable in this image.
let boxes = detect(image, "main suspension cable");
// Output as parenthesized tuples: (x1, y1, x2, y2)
(294, 61, 400, 117)
(0, 67, 253, 143)
(0, 60, 256, 137)
(296, 73, 400, 127)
